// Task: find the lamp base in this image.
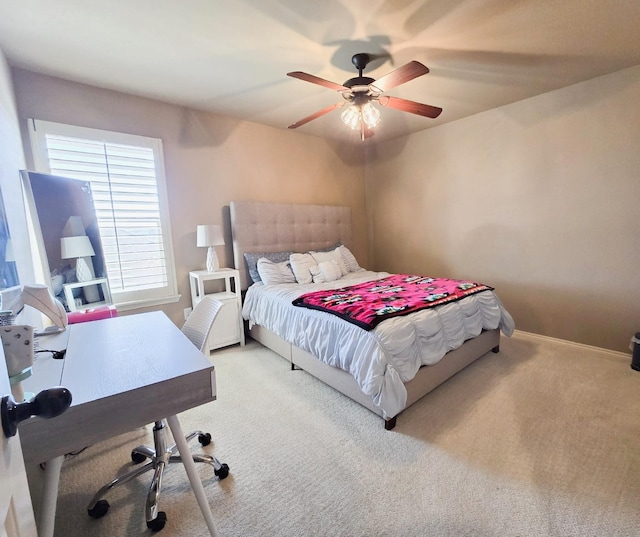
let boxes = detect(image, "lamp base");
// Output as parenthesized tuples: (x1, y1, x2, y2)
(76, 256, 100, 303)
(206, 246, 220, 273)
(76, 256, 95, 282)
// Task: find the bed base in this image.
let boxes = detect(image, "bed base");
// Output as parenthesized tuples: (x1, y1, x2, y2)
(249, 324, 500, 430)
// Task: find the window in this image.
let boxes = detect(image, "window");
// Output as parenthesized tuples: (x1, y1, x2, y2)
(28, 119, 178, 310)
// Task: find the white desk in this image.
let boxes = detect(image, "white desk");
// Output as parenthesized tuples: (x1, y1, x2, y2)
(21, 311, 219, 537)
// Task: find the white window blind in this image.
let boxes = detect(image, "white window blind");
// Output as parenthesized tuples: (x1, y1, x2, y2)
(29, 119, 178, 309)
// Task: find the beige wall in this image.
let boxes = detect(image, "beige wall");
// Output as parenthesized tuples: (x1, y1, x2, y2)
(7, 64, 640, 352)
(11, 68, 366, 327)
(365, 65, 640, 353)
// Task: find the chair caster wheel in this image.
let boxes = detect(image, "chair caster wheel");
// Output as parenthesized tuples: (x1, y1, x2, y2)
(198, 432, 212, 446)
(147, 511, 167, 532)
(131, 451, 147, 464)
(215, 463, 230, 479)
(88, 499, 110, 519)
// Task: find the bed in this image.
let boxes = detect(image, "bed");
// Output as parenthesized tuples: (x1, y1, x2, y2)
(230, 200, 515, 430)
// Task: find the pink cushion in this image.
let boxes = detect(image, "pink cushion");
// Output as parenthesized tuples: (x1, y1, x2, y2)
(67, 305, 118, 324)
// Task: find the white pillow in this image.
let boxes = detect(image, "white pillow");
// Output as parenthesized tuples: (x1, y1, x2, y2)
(338, 245, 361, 272)
(313, 260, 343, 283)
(289, 253, 317, 284)
(256, 258, 296, 286)
(310, 248, 348, 276)
(244, 250, 293, 283)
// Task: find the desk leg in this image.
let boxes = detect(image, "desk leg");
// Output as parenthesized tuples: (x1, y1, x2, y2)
(166, 415, 218, 537)
(38, 454, 64, 537)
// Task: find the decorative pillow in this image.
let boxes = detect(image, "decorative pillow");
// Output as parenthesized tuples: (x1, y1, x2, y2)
(244, 250, 293, 283)
(289, 253, 318, 284)
(256, 258, 296, 286)
(310, 248, 348, 276)
(338, 245, 361, 272)
(312, 260, 343, 283)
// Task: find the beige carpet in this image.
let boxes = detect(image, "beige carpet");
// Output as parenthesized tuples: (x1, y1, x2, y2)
(40, 333, 640, 536)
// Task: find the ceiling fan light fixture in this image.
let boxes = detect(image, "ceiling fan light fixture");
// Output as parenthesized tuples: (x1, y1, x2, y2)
(361, 102, 381, 128)
(340, 104, 360, 129)
(341, 102, 380, 130)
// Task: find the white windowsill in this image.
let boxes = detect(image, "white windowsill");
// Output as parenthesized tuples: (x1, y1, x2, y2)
(114, 294, 181, 312)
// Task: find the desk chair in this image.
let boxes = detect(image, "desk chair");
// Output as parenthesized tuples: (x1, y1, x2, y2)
(87, 297, 230, 531)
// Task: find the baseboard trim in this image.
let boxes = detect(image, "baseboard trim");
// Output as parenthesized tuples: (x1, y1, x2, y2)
(513, 329, 631, 359)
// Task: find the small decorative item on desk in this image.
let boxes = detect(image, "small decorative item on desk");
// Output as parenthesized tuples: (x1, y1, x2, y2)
(196, 224, 225, 273)
(0, 310, 15, 326)
(21, 284, 68, 333)
(1, 324, 35, 402)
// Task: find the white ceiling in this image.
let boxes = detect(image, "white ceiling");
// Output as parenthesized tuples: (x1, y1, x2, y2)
(1, 0, 639, 144)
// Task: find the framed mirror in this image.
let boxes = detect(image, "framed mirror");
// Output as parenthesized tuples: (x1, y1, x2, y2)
(21, 170, 107, 311)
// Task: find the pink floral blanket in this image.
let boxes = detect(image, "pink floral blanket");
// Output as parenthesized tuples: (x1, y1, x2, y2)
(292, 274, 494, 331)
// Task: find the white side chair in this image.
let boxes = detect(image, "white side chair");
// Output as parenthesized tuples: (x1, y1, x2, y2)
(87, 296, 229, 532)
(181, 295, 223, 352)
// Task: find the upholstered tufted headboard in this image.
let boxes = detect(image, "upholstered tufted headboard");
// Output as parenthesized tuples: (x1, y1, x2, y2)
(230, 200, 353, 290)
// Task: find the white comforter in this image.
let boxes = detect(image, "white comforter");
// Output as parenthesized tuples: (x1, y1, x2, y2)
(242, 270, 515, 418)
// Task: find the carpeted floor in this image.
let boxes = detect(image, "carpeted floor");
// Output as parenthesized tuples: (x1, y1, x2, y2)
(37, 332, 640, 536)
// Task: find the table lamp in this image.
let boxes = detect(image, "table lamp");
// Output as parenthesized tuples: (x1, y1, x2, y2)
(60, 235, 95, 282)
(197, 225, 224, 272)
(0, 284, 68, 401)
(21, 284, 68, 332)
(61, 235, 100, 304)
(1, 324, 35, 402)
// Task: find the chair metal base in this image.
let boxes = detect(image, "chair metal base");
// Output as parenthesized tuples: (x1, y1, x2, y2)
(87, 419, 229, 532)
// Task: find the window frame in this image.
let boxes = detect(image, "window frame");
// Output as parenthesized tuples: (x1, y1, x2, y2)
(28, 119, 179, 311)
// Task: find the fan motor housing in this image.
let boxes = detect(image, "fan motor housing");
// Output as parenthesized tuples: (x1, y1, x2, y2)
(343, 76, 375, 88)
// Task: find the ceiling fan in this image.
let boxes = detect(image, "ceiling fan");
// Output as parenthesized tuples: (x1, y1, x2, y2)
(287, 53, 442, 141)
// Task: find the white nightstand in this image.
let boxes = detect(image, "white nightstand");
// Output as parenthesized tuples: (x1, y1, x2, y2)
(188, 268, 245, 351)
(63, 278, 112, 312)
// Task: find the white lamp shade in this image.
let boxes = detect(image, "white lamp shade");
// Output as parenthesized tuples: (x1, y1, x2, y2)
(196, 225, 224, 247)
(62, 215, 86, 237)
(60, 235, 95, 259)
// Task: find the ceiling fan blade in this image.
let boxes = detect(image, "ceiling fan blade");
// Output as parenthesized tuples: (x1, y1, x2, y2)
(378, 95, 442, 119)
(288, 102, 344, 129)
(370, 61, 430, 93)
(287, 71, 350, 92)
